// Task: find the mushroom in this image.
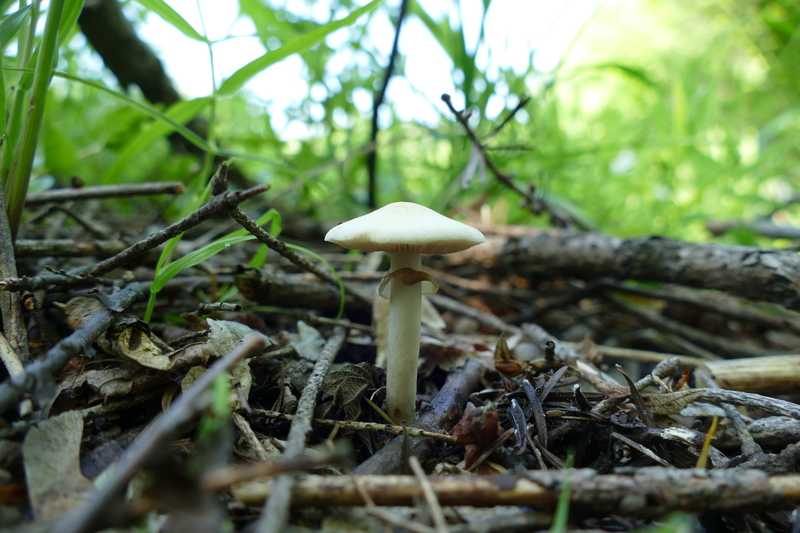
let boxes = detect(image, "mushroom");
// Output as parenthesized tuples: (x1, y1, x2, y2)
(325, 202, 485, 424)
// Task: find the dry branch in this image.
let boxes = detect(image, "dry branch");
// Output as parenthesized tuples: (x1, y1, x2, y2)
(233, 468, 800, 516)
(502, 229, 800, 311)
(24, 182, 186, 207)
(353, 358, 484, 475)
(0, 283, 145, 415)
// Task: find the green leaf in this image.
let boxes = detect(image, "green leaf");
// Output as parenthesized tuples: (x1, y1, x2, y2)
(248, 208, 282, 268)
(52, 71, 212, 152)
(58, 0, 85, 46)
(0, 5, 31, 51)
(101, 97, 212, 183)
(144, 209, 281, 322)
(43, 123, 77, 175)
(135, 0, 208, 42)
(217, 0, 383, 96)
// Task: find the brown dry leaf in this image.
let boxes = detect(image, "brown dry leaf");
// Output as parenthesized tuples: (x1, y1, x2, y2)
(64, 297, 105, 330)
(55, 367, 166, 408)
(642, 389, 705, 415)
(98, 317, 170, 371)
(314, 363, 385, 421)
(286, 320, 325, 361)
(181, 360, 253, 410)
(170, 320, 273, 371)
(22, 411, 93, 520)
(493, 333, 523, 377)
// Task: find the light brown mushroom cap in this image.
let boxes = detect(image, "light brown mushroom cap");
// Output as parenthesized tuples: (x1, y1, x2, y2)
(325, 202, 485, 254)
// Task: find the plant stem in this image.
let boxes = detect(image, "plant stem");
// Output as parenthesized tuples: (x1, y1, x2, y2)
(4, 0, 65, 239)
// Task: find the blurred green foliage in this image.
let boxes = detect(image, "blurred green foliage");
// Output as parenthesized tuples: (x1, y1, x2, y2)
(10, 0, 800, 244)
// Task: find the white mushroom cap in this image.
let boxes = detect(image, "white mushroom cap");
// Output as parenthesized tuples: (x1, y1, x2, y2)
(325, 202, 485, 254)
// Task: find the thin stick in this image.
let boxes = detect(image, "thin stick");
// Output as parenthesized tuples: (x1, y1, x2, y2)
(0, 331, 31, 417)
(0, 283, 145, 416)
(233, 468, 800, 515)
(24, 181, 186, 206)
(254, 327, 346, 533)
(252, 409, 457, 442)
(59, 333, 268, 533)
(0, 178, 28, 363)
(0, 185, 269, 292)
(408, 456, 449, 533)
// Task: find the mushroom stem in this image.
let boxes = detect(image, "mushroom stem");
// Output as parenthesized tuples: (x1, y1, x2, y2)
(386, 251, 423, 424)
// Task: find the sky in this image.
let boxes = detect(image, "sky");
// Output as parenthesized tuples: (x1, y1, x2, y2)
(133, 0, 602, 139)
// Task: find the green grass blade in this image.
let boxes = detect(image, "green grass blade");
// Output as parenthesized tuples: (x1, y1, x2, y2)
(4, 0, 66, 238)
(550, 448, 575, 533)
(248, 208, 282, 268)
(101, 97, 212, 183)
(144, 209, 281, 322)
(58, 0, 85, 46)
(0, 5, 31, 51)
(52, 71, 212, 151)
(217, 0, 383, 96)
(135, 0, 208, 43)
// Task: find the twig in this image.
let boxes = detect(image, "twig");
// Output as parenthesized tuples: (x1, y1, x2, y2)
(230, 207, 367, 303)
(252, 409, 457, 442)
(58, 333, 268, 533)
(366, 0, 409, 208)
(233, 468, 800, 515)
(0, 332, 32, 417)
(0, 185, 269, 292)
(255, 327, 346, 533)
(547, 357, 681, 443)
(24, 181, 186, 206)
(0, 283, 145, 416)
(84, 185, 268, 281)
(440, 93, 579, 228)
(201, 442, 347, 492)
(0, 179, 28, 363)
(406, 456, 448, 533)
(207, 162, 367, 305)
(353, 358, 484, 475)
(14, 238, 131, 258)
(233, 411, 269, 462)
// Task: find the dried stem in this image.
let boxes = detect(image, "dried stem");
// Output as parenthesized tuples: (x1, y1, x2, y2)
(255, 327, 346, 533)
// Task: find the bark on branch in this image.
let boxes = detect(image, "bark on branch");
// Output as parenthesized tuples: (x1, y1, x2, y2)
(234, 468, 800, 517)
(501, 229, 800, 311)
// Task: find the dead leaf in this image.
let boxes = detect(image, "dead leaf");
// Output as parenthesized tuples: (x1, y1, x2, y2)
(181, 360, 253, 410)
(315, 363, 385, 421)
(170, 320, 273, 372)
(97, 317, 170, 371)
(287, 320, 326, 361)
(22, 411, 93, 520)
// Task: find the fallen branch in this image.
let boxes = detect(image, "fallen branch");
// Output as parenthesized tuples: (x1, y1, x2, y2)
(0, 283, 145, 415)
(24, 181, 186, 207)
(0, 184, 269, 292)
(233, 468, 800, 516)
(502, 229, 800, 311)
(353, 358, 484, 475)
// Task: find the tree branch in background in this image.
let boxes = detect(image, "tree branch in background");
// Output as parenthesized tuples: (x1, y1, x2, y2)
(78, 0, 253, 188)
(501, 229, 800, 311)
(441, 93, 582, 229)
(366, 0, 409, 208)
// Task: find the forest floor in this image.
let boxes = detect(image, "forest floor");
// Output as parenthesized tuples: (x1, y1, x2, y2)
(2, 167, 800, 533)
